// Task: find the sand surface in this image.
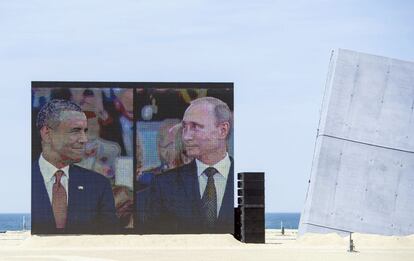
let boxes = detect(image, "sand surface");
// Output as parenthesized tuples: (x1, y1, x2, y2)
(0, 229, 413, 261)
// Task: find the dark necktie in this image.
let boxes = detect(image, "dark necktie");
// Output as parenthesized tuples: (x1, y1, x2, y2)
(52, 170, 67, 229)
(201, 167, 218, 228)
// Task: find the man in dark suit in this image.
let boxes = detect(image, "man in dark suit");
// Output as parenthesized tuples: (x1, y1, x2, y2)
(32, 99, 118, 234)
(145, 97, 233, 234)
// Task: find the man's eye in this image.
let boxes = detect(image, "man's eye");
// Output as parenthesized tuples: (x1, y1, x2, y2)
(70, 128, 86, 133)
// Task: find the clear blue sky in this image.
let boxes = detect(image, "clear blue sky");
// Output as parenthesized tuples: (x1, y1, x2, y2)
(1, 0, 413, 213)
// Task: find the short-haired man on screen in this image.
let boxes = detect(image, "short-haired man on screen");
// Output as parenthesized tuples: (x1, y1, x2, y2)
(147, 97, 234, 233)
(32, 99, 118, 234)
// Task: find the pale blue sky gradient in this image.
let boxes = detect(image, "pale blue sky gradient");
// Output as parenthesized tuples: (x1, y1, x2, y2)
(1, 0, 413, 212)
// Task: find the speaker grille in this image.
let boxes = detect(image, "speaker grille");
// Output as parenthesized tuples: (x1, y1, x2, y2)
(235, 172, 265, 243)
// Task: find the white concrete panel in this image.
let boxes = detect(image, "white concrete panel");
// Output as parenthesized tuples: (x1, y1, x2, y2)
(319, 49, 414, 151)
(299, 49, 414, 236)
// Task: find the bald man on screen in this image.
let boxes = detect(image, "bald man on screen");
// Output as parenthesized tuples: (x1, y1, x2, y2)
(146, 97, 234, 234)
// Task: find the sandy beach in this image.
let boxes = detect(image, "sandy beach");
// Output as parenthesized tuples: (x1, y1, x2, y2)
(1, 229, 413, 261)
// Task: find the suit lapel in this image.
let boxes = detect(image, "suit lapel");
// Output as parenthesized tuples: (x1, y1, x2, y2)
(180, 160, 202, 215)
(218, 158, 234, 223)
(67, 165, 83, 226)
(32, 161, 55, 231)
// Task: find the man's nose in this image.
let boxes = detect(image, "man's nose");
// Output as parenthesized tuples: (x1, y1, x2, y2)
(182, 127, 193, 141)
(79, 130, 88, 143)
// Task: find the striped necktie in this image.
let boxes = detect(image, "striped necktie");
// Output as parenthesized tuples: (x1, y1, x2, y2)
(52, 170, 67, 229)
(201, 167, 218, 228)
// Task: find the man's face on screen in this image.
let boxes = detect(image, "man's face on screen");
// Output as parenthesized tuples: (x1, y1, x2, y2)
(158, 123, 178, 166)
(182, 102, 220, 161)
(46, 111, 88, 166)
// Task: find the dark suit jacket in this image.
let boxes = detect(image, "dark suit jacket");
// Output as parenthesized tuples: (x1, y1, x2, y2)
(32, 162, 119, 234)
(144, 159, 234, 234)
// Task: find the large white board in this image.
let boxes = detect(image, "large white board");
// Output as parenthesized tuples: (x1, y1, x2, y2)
(299, 49, 414, 236)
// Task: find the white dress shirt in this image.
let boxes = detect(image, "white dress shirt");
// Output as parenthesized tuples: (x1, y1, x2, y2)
(196, 153, 231, 217)
(38, 154, 70, 204)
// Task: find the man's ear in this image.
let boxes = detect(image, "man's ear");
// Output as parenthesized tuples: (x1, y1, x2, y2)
(218, 122, 230, 140)
(40, 126, 52, 144)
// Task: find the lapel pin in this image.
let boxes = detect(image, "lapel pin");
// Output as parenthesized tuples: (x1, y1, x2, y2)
(78, 186, 84, 190)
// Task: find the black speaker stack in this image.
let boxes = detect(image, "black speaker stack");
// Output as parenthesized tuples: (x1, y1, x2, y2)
(234, 172, 265, 243)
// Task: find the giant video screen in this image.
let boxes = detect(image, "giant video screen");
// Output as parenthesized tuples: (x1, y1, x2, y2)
(31, 82, 233, 234)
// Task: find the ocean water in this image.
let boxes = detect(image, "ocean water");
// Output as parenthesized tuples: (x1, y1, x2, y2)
(0, 214, 31, 231)
(0, 213, 300, 231)
(265, 213, 300, 229)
